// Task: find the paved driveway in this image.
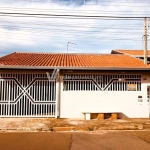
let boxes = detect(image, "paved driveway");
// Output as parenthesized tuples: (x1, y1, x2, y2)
(0, 131, 150, 150)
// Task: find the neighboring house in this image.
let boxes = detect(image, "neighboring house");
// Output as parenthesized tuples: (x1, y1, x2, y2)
(0, 51, 150, 119)
(111, 49, 150, 61)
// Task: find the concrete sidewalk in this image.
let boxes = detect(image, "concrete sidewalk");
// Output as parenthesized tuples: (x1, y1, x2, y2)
(0, 118, 150, 132)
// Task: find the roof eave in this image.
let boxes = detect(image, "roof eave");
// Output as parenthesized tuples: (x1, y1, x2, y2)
(0, 66, 150, 70)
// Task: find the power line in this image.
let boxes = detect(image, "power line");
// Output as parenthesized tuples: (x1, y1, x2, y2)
(0, 17, 145, 27)
(0, 22, 144, 29)
(0, 24, 144, 33)
(0, 28, 145, 41)
(0, 3, 149, 51)
(0, 12, 149, 19)
(2, 0, 149, 7)
(0, 7, 150, 13)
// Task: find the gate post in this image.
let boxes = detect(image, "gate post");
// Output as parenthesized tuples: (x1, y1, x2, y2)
(55, 70, 61, 118)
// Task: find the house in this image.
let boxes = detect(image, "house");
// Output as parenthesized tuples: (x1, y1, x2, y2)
(111, 49, 150, 61)
(0, 50, 150, 119)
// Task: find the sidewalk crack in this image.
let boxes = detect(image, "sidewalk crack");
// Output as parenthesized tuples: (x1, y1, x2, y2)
(69, 133, 73, 150)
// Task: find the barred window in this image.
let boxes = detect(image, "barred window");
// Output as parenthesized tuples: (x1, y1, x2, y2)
(63, 74, 141, 91)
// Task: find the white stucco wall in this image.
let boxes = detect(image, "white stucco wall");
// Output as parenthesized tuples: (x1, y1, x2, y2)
(59, 74, 150, 119)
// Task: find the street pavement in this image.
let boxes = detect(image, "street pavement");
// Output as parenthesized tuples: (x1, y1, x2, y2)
(131, 131, 150, 144)
(0, 131, 150, 150)
(71, 131, 150, 150)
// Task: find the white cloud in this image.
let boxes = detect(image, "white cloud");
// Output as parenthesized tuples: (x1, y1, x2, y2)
(0, 0, 149, 56)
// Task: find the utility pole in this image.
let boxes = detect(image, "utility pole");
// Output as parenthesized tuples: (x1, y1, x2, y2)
(144, 17, 148, 65)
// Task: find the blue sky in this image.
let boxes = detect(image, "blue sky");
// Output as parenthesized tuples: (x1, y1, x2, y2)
(0, 0, 150, 56)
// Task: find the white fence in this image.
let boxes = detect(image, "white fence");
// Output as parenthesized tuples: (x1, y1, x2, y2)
(0, 73, 56, 117)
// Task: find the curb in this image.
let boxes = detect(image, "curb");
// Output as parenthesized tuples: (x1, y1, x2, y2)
(0, 127, 149, 133)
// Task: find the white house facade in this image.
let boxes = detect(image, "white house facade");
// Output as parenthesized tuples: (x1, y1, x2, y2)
(0, 50, 150, 119)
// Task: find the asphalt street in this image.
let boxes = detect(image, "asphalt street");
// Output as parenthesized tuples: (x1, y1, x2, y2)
(0, 131, 150, 150)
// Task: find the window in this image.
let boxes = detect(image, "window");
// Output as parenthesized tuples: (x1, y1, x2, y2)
(63, 74, 141, 91)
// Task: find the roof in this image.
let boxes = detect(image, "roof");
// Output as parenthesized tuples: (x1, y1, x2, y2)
(111, 49, 150, 57)
(0, 52, 149, 70)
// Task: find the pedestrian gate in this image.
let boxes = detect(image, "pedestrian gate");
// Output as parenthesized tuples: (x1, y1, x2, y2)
(0, 73, 56, 117)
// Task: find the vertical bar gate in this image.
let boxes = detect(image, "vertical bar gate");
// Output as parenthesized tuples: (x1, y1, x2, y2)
(0, 73, 56, 117)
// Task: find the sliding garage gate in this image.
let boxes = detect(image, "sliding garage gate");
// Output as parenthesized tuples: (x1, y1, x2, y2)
(0, 73, 56, 117)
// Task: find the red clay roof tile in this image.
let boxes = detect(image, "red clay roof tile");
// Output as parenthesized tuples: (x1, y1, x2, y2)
(0, 52, 149, 69)
(112, 49, 150, 56)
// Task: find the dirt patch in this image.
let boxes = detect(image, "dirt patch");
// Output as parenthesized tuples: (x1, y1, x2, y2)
(0, 118, 150, 132)
(44, 118, 150, 131)
(46, 118, 74, 128)
(0, 118, 49, 130)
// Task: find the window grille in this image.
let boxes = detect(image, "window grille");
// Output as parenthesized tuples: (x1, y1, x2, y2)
(63, 74, 141, 91)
